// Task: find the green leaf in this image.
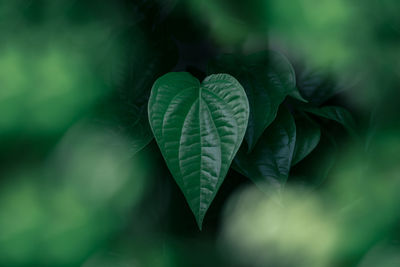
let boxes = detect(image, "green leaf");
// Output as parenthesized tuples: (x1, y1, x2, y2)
(233, 107, 296, 192)
(300, 105, 357, 137)
(289, 87, 308, 103)
(148, 72, 249, 229)
(290, 131, 337, 188)
(296, 67, 345, 105)
(209, 50, 303, 152)
(292, 113, 321, 166)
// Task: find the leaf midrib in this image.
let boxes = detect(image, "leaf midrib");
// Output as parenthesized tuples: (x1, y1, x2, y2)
(198, 87, 223, 217)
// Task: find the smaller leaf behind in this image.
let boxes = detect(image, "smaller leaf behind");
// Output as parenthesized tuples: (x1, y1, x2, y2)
(300, 105, 357, 137)
(208, 50, 304, 152)
(290, 131, 338, 188)
(289, 87, 308, 103)
(295, 66, 345, 106)
(292, 113, 321, 166)
(232, 106, 296, 193)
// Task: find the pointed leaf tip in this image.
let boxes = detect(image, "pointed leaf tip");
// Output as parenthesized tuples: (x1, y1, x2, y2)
(148, 72, 249, 229)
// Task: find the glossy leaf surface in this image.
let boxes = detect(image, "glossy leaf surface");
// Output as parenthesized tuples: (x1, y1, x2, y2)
(233, 107, 296, 192)
(209, 50, 303, 152)
(148, 72, 249, 229)
(292, 113, 321, 166)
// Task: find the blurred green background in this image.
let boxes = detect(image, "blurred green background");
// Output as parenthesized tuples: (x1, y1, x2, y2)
(1, 0, 400, 266)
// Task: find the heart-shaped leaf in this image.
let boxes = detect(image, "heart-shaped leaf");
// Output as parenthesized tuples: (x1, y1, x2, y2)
(148, 72, 249, 229)
(232, 107, 296, 192)
(292, 113, 321, 166)
(209, 50, 304, 152)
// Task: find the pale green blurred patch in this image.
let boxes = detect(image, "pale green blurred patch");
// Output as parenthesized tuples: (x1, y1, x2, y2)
(267, 0, 358, 70)
(0, 2, 160, 264)
(0, 43, 105, 135)
(0, 123, 150, 266)
(220, 186, 337, 267)
(221, 130, 400, 266)
(0, 0, 146, 137)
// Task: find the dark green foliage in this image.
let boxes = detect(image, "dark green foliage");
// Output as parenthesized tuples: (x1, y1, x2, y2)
(148, 72, 249, 228)
(148, 49, 357, 227)
(208, 50, 304, 152)
(233, 106, 296, 192)
(6, 1, 393, 266)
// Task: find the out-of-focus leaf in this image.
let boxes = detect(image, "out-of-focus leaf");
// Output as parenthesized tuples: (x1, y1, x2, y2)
(296, 67, 345, 106)
(292, 113, 321, 166)
(267, 0, 357, 71)
(0, 125, 148, 266)
(99, 26, 178, 155)
(290, 131, 338, 188)
(148, 72, 249, 229)
(358, 243, 400, 267)
(130, 0, 178, 27)
(209, 50, 303, 151)
(300, 105, 357, 137)
(185, 0, 267, 44)
(0, 31, 113, 136)
(93, 100, 153, 157)
(233, 107, 296, 191)
(289, 87, 309, 103)
(106, 26, 178, 104)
